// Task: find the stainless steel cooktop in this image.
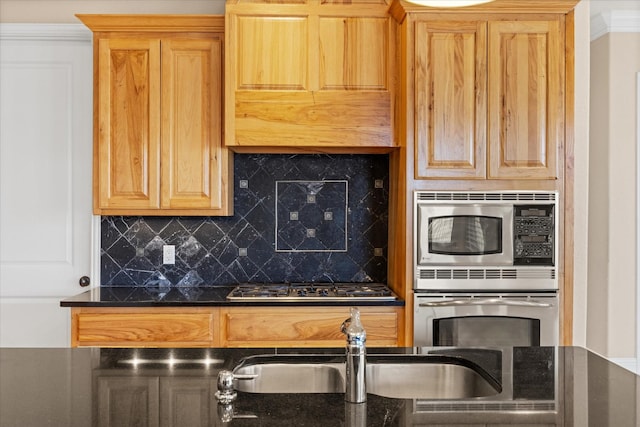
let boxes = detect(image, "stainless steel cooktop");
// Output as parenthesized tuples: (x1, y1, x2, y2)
(227, 283, 397, 302)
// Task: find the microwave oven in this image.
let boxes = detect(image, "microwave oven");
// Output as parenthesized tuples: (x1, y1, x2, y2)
(414, 191, 558, 291)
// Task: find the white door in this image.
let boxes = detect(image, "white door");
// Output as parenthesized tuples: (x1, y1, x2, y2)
(0, 24, 94, 347)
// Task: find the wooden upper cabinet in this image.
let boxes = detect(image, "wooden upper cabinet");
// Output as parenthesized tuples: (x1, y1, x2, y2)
(161, 38, 227, 210)
(487, 20, 563, 179)
(97, 37, 162, 210)
(225, 0, 396, 151)
(414, 20, 487, 179)
(78, 15, 232, 216)
(393, 0, 571, 180)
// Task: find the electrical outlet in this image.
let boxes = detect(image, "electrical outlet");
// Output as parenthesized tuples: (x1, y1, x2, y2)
(163, 245, 175, 265)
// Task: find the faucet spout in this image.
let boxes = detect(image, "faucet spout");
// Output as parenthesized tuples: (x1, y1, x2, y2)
(341, 307, 366, 403)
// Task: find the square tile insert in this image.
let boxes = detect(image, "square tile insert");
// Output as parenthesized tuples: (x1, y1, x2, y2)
(275, 180, 348, 252)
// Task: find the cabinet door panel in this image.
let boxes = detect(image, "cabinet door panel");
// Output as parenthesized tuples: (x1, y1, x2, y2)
(73, 309, 215, 347)
(414, 21, 486, 179)
(221, 307, 399, 347)
(97, 376, 159, 427)
(234, 16, 308, 90)
(97, 38, 161, 209)
(161, 38, 227, 210)
(160, 377, 215, 427)
(319, 16, 389, 90)
(488, 20, 562, 179)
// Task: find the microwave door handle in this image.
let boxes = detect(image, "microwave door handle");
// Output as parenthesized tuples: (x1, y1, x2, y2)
(418, 298, 553, 308)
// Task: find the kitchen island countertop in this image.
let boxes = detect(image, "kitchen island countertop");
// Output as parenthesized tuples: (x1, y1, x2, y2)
(1, 346, 638, 426)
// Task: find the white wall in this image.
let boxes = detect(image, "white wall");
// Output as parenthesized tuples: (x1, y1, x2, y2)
(572, 0, 591, 348)
(589, 27, 640, 360)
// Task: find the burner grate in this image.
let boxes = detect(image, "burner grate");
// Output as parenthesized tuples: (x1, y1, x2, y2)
(227, 283, 397, 302)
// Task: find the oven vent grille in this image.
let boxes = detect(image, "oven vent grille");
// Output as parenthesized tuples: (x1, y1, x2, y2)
(419, 268, 556, 280)
(416, 191, 556, 202)
(414, 400, 556, 412)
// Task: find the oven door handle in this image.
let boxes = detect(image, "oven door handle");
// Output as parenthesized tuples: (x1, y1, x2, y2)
(418, 298, 553, 308)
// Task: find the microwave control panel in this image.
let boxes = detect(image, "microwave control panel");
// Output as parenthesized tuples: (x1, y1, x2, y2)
(513, 204, 555, 266)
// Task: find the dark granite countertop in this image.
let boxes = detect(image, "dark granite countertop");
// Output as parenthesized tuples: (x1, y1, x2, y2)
(59, 286, 405, 307)
(1, 346, 638, 426)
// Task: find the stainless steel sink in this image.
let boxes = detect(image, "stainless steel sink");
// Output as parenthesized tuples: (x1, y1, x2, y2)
(233, 361, 344, 394)
(232, 354, 501, 399)
(365, 361, 499, 399)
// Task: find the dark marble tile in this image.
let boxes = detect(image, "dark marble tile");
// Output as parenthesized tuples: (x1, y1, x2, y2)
(100, 154, 388, 286)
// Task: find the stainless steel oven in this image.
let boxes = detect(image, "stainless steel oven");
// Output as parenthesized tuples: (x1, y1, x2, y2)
(414, 292, 559, 347)
(413, 190, 560, 347)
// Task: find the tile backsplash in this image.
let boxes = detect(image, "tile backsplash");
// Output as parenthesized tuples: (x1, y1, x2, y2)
(101, 154, 389, 287)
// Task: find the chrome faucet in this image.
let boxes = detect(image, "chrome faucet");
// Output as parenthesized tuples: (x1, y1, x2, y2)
(341, 307, 366, 403)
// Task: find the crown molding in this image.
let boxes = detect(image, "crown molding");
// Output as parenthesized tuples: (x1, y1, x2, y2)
(0, 23, 91, 42)
(591, 10, 640, 41)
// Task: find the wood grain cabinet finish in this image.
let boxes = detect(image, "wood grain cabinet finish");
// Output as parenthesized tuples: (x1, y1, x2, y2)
(487, 20, 563, 180)
(219, 306, 402, 347)
(78, 15, 232, 216)
(225, 0, 396, 151)
(71, 306, 402, 348)
(71, 307, 217, 347)
(405, 11, 565, 180)
(414, 20, 487, 179)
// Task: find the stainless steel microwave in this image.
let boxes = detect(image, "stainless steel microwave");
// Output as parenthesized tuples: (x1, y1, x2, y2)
(413, 191, 558, 291)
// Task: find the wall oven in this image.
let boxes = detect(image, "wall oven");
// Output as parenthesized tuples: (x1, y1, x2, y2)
(413, 191, 560, 347)
(413, 292, 559, 347)
(414, 191, 558, 291)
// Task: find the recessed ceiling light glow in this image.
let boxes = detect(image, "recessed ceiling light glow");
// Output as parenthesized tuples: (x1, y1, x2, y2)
(405, 0, 495, 7)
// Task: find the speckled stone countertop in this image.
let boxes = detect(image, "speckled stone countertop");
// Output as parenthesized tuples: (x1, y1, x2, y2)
(60, 286, 405, 307)
(1, 346, 638, 426)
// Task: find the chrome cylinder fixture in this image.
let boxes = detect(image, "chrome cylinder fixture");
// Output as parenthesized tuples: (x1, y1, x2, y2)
(341, 307, 367, 403)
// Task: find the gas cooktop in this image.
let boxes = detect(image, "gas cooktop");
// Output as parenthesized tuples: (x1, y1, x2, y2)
(227, 283, 397, 302)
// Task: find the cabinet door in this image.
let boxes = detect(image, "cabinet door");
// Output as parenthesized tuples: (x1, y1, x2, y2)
(414, 20, 487, 179)
(220, 307, 400, 347)
(159, 377, 216, 427)
(72, 308, 216, 347)
(96, 38, 161, 210)
(487, 20, 563, 179)
(97, 376, 159, 427)
(161, 37, 229, 211)
(226, 4, 395, 149)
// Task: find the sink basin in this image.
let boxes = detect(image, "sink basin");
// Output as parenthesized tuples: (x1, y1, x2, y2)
(234, 360, 344, 394)
(232, 354, 501, 399)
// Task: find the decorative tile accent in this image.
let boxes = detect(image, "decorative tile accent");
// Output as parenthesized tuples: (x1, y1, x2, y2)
(275, 180, 348, 252)
(101, 154, 389, 286)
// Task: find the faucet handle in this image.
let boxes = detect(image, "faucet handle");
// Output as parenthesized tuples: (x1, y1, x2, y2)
(215, 370, 237, 403)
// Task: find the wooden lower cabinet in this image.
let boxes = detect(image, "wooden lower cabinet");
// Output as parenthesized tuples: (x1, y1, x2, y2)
(96, 376, 160, 427)
(96, 375, 218, 427)
(219, 306, 403, 347)
(159, 377, 218, 427)
(71, 306, 403, 348)
(71, 307, 218, 348)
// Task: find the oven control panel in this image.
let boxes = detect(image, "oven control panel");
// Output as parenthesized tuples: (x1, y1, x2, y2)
(513, 204, 555, 265)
